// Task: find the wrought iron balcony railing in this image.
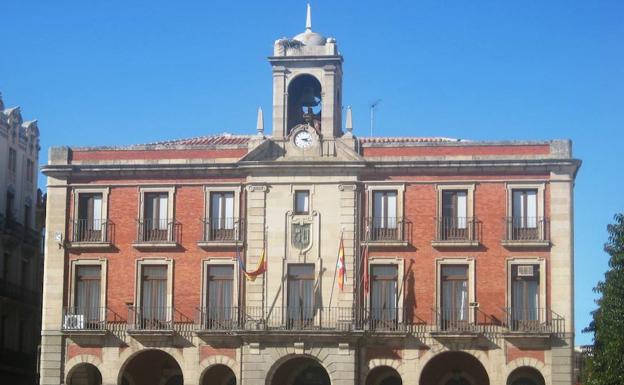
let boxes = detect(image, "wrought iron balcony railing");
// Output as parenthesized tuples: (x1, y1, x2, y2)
(70, 219, 111, 243)
(127, 306, 192, 332)
(434, 217, 480, 244)
(430, 307, 498, 334)
(363, 217, 406, 243)
(135, 218, 179, 244)
(62, 307, 122, 332)
(201, 217, 242, 242)
(503, 307, 564, 336)
(504, 217, 549, 243)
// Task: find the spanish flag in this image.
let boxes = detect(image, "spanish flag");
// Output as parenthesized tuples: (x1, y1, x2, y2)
(236, 246, 267, 281)
(244, 248, 266, 282)
(337, 236, 346, 291)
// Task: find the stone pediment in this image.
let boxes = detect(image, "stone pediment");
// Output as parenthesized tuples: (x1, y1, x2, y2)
(239, 134, 364, 163)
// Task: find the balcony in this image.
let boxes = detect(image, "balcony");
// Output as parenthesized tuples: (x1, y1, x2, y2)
(67, 219, 112, 249)
(502, 217, 550, 248)
(195, 306, 412, 336)
(132, 219, 180, 249)
(430, 307, 497, 338)
(0, 278, 40, 306)
(127, 306, 193, 336)
(62, 307, 122, 336)
(502, 307, 564, 339)
(197, 217, 243, 248)
(432, 217, 480, 248)
(363, 217, 408, 247)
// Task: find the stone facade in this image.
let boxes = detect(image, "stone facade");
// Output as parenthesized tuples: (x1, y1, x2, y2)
(0, 93, 44, 385)
(39, 7, 580, 385)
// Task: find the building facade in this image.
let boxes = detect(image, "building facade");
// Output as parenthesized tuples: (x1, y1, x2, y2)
(40, 8, 580, 385)
(0, 93, 44, 385)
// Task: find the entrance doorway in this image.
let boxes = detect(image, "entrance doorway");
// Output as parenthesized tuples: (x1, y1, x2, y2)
(118, 350, 182, 385)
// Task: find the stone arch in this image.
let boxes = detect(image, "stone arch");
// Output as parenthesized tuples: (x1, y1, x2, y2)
(116, 348, 184, 385)
(65, 355, 103, 385)
(65, 361, 103, 385)
(506, 358, 549, 385)
(265, 353, 333, 385)
(365, 364, 403, 385)
(419, 350, 490, 385)
(198, 355, 239, 385)
(418, 348, 488, 372)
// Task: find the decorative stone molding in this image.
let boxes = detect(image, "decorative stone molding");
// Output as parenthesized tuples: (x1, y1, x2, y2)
(505, 357, 549, 384)
(199, 355, 240, 383)
(64, 354, 104, 384)
(247, 184, 268, 192)
(338, 183, 358, 191)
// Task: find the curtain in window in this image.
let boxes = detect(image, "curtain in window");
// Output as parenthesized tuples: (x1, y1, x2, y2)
(373, 191, 397, 228)
(207, 266, 234, 323)
(75, 266, 101, 321)
(513, 278, 539, 321)
(142, 266, 167, 322)
(295, 191, 309, 214)
(287, 265, 314, 324)
(441, 265, 469, 324)
(211, 192, 235, 229)
(456, 191, 467, 229)
(370, 265, 398, 322)
(92, 195, 102, 231)
(513, 190, 537, 228)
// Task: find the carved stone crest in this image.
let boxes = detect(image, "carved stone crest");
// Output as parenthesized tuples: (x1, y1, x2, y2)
(292, 223, 311, 249)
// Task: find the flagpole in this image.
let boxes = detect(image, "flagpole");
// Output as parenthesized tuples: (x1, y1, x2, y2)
(328, 229, 344, 310)
(262, 225, 267, 323)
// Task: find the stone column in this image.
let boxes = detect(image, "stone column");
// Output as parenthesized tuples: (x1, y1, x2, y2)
(271, 67, 287, 139)
(549, 170, 575, 385)
(40, 147, 71, 385)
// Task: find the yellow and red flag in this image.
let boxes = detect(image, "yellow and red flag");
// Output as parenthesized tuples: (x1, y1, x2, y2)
(237, 246, 267, 281)
(337, 236, 346, 291)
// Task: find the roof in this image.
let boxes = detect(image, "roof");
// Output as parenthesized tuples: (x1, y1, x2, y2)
(143, 134, 252, 147)
(359, 136, 461, 145)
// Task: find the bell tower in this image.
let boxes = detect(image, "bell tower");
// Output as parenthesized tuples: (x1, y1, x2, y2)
(269, 4, 343, 140)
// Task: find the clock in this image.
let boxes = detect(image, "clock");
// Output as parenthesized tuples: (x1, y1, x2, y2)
(294, 130, 314, 149)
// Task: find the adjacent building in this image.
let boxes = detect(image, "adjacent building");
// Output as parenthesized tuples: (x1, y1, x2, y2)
(0, 93, 44, 385)
(39, 7, 580, 385)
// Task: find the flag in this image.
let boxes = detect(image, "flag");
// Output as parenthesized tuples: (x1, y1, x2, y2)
(337, 236, 346, 291)
(236, 245, 267, 281)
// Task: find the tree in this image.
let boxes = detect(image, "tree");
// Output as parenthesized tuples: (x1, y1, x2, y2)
(583, 213, 624, 385)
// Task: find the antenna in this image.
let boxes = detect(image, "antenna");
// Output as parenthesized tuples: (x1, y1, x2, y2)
(369, 99, 382, 136)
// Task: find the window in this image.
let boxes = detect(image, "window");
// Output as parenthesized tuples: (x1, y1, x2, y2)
(371, 190, 398, 240)
(5, 192, 14, 220)
(370, 265, 398, 328)
(142, 192, 169, 241)
(511, 264, 540, 328)
(75, 193, 103, 242)
(204, 265, 234, 328)
(294, 190, 310, 214)
(26, 159, 34, 183)
(75, 265, 101, 323)
(287, 264, 314, 328)
(512, 189, 538, 228)
(440, 265, 469, 330)
(8, 148, 16, 174)
(209, 191, 235, 240)
(140, 265, 168, 326)
(441, 190, 468, 239)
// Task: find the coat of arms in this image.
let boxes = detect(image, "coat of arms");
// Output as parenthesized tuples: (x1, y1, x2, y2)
(292, 223, 311, 249)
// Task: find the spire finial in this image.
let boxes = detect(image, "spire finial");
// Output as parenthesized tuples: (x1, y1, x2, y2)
(256, 107, 264, 136)
(345, 106, 353, 133)
(306, 3, 312, 31)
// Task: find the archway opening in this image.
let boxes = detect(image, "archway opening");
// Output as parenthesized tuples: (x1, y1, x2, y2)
(67, 363, 102, 385)
(119, 350, 182, 385)
(287, 74, 322, 134)
(419, 351, 489, 385)
(201, 364, 236, 385)
(507, 366, 545, 385)
(269, 356, 330, 385)
(366, 366, 402, 385)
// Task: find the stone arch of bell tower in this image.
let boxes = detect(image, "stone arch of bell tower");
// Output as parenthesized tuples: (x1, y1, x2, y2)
(269, 4, 343, 140)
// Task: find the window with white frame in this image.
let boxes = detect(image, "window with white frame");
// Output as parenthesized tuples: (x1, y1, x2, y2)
(287, 264, 314, 327)
(370, 264, 398, 326)
(209, 191, 235, 240)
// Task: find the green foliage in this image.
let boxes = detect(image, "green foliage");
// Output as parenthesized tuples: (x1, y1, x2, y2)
(584, 213, 624, 385)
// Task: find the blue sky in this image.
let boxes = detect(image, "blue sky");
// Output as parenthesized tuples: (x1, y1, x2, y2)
(1, 0, 622, 344)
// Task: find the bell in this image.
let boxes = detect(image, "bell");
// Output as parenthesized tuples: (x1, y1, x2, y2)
(299, 86, 319, 107)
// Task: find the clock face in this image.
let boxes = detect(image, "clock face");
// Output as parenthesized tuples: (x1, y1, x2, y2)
(294, 130, 314, 149)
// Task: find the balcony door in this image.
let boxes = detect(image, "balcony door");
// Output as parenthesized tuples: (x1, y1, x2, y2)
(140, 265, 168, 327)
(512, 189, 538, 239)
(287, 264, 314, 328)
(370, 265, 398, 328)
(205, 265, 234, 329)
(441, 190, 468, 240)
(440, 265, 469, 330)
(372, 190, 398, 240)
(144, 193, 169, 241)
(511, 265, 540, 330)
(75, 265, 101, 324)
(77, 193, 103, 242)
(210, 192, 235, 240)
